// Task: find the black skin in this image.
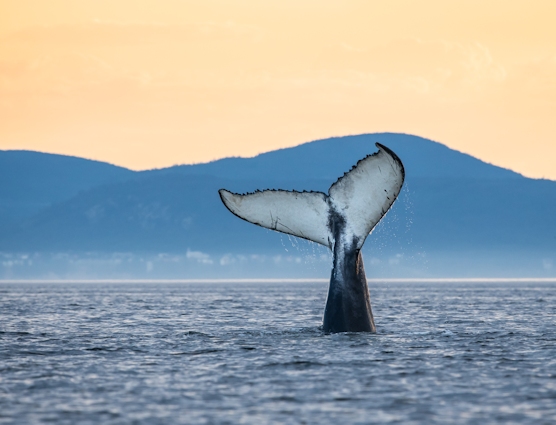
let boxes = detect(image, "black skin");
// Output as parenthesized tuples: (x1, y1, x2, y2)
(322, 209, 376, 333)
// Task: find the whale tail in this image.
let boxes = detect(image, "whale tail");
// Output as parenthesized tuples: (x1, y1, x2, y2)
(218, 143, 405, 250)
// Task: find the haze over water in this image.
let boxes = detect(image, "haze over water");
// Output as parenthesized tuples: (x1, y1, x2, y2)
(1, 281, 555, 424)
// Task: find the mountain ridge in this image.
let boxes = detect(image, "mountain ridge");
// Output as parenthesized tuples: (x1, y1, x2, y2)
(144, 133, 525, 181)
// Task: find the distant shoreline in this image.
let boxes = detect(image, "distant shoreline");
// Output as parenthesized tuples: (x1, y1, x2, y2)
(2, 278, 556, 284)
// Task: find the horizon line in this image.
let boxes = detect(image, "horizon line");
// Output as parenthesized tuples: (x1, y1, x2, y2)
(1, 278, 556, 284)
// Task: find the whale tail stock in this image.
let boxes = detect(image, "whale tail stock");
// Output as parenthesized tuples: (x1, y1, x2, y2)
(218, 143, 405, 332)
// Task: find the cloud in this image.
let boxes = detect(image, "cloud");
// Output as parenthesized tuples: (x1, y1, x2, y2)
(186, 249, 213, 265)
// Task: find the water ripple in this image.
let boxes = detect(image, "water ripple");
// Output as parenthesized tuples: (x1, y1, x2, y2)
(1, 281, 555, 424)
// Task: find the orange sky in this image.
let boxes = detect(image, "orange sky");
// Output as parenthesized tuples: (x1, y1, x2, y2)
(1, 0, 555, 178)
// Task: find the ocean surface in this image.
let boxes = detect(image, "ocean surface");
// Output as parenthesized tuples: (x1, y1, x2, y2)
(1, 280, 555, 424)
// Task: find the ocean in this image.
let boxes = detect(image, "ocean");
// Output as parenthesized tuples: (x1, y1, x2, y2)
(1, 280, 555, 424)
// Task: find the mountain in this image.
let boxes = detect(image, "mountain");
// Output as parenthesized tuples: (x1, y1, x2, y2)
(1, 134, 555, 278)
(146, 133, 522, 182)
(0, 150, 136, 231)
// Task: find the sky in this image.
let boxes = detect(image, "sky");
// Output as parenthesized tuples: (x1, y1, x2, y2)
(1, 0, 555, 178)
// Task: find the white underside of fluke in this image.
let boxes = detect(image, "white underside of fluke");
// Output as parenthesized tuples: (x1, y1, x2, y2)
(218, 143, 405, 250)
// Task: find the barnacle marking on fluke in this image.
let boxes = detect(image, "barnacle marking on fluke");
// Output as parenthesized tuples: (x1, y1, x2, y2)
(219, 188, 326, 197)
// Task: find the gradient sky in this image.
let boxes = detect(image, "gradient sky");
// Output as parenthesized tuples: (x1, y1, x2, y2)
(1, 0, 555, 178)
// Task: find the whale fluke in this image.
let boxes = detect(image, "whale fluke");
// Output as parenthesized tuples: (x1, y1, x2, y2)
(219, 189, 331, 246)
(219, 143, 405, 333)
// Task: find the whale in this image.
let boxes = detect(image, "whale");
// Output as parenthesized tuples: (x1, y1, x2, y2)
(218, 143, 405, 333)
